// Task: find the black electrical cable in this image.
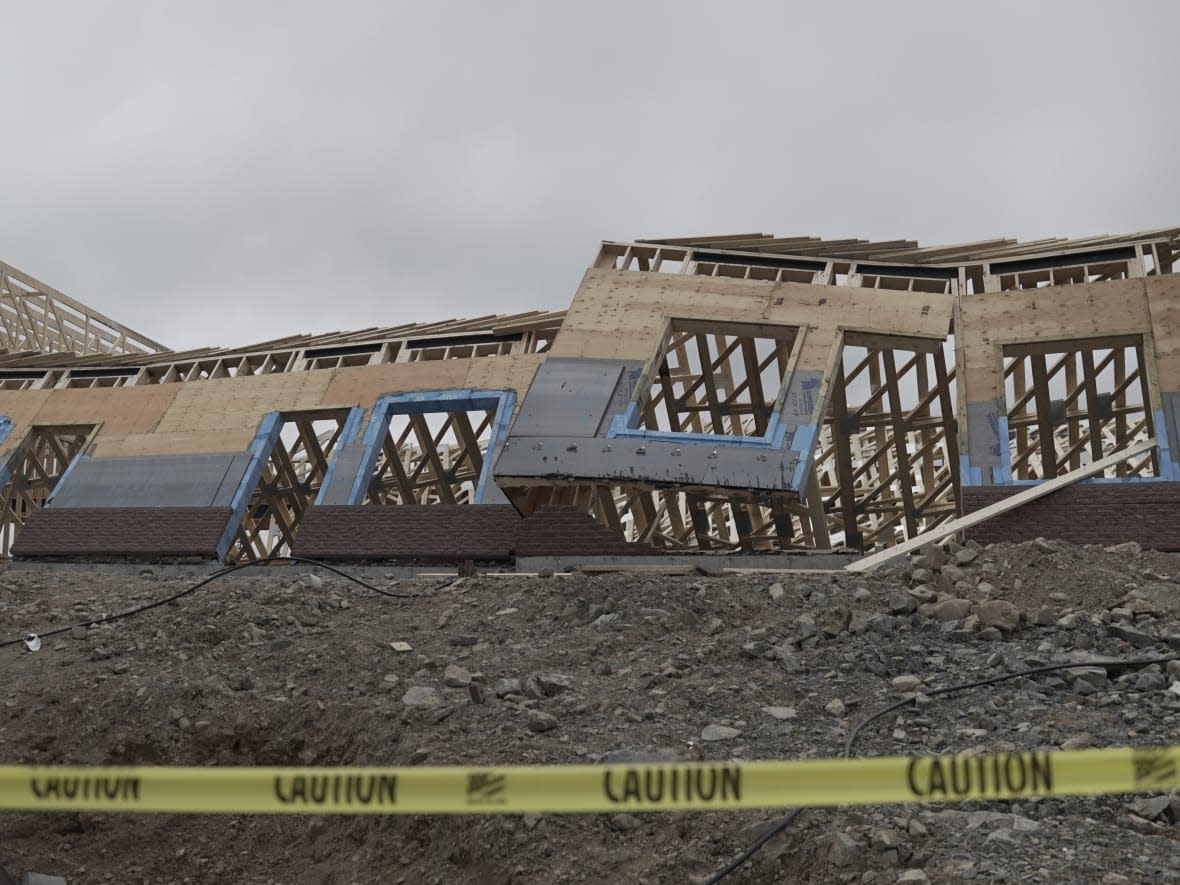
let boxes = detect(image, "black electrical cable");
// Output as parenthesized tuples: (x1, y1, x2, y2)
(0, 554, 454, 651)
(703, 653, 1180, 885)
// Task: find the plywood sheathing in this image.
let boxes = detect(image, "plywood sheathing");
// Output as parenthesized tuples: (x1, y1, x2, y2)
(551, 269, 954, 427)
(32, 386, 180, 436)
(956, 278, 1155, 408)
(0, 390, 53, 460)
(1145, 275, 1180, 392)
(323, 361, 471, 406)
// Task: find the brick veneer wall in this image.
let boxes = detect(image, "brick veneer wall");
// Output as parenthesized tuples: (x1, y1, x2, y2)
(293, 505, 521, 563)
(294, 504, 656, 563)
(961, 482, 1180, 551)
(513, 505, 657, 557)
(12, 507, 233, 560)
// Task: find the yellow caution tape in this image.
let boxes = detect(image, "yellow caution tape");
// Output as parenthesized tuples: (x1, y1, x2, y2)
(1, 745, 1177, 814)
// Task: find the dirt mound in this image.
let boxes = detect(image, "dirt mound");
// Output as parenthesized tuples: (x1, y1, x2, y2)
(1, 539, 1179, 884)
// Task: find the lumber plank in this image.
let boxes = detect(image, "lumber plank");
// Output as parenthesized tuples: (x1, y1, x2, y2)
(845, 437, 1157, 573)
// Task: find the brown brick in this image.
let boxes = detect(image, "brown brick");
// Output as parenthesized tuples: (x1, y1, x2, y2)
(13, 508, 232, 560)
(961, 482, 1180, 551)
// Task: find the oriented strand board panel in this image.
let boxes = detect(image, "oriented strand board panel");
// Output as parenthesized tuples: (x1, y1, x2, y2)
(95, 429, 257, 457)
(462, 354, 546, 400)
(0, 390, 53, 460)
(1146, 275, 1180, 388)
(551, 270, 776, 360)
(551, 270, 954, 372)
(154, 372, 332, 438)
(958, 279, 1152, 402)
(32, 385, 180, 436)
(322, 361, 470, 406)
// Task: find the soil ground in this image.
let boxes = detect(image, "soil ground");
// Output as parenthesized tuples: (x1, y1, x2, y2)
(1, 538, 1179, 884)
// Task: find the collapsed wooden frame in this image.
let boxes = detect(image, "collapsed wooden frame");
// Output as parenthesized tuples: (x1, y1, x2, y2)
(365, 407, 497, 506)
(1003, 337, 1157, 481)
(0, 425, 97, 558)
(224, 410, 352, 564)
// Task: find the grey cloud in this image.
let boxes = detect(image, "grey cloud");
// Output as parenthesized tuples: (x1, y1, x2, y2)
(2, 0, 1178, 350)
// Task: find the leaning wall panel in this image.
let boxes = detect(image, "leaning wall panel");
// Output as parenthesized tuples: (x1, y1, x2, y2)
(30, 386, 179, 436)
(154, 372, 332, 437)
(958, 279, 1152, 404)
(322, 361, 469, 406)
(96, 430, 257, 457)
(0, 390, 52, 460)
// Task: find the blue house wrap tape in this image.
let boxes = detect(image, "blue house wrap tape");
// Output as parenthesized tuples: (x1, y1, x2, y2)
(315, 407, 365, 505)
(345, 390, 517, 506)
(216, 412, 283, 561)
(0, 417, 13, 489)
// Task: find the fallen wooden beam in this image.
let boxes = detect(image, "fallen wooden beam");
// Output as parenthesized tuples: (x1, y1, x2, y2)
(845, 438, 1157, 573)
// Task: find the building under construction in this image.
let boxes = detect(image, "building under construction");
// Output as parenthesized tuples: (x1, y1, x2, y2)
(1, 226, 1178, 566)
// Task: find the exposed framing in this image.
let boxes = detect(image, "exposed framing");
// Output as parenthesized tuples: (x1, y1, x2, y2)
(0, 424, 97, 558)
(814, 332, 959, 550)
(615, 319, 799, 441)
(349, 390, 516, 507)
(1002, 336, 1158, 482)
(223, 409, 354, 563)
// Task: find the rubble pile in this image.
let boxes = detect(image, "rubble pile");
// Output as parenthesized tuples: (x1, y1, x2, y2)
(1, 538, 1179, 883)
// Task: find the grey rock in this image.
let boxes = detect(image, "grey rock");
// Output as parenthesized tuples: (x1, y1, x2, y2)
(1065, 666, 1108, 690)
(849, 611, 871, 635)
(942, 564, 967, 583)
(701, 724, 742, 741)
(1134, 670, 1167, 691)
(1031, 607, 1056, 626)
(526, 710, 559, 732)
(1106, 541, 1142, 555)
(1108, 624, 1158, 648)
(909, 585, 937, 603)
(449, 634, 480, 647)
(824, 698, 846, 717)
(853, 587, 872, 603)
(768, 582, 785, 601)
(954, 547, 979, 565)
(230, 672, 254, 691)
(21, 876, 68, 885)
(793, 614, 817, 644)
(401, 686, 442, 708)
(892, 674, 923, 692)
(741, 640, 769, 658)
(443, 664, 471, 688)
(932, 598, 973, 621)
(760, 705, 797, 721)
(871, 827, 903, 849)
(609, 812, 641, 831)
(984, 828, 1018, 845)
(897, 872, 929, 884)
(916, 544, 945, 570)
(975, 600, 1020, 631)
(888, 592, 917, 614)
(1127, 795, 1171, 821)
(1060, 733, 1093, 750)
(299, 573, 323, 589)
(1056, 612, 1084, 629)
(494, 677, 523, 697)
(820, 831, 864, 867)
(537, 673, 575, 696)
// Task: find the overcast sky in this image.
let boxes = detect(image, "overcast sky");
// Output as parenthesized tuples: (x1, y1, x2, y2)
(2, 1, 1178, 352)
